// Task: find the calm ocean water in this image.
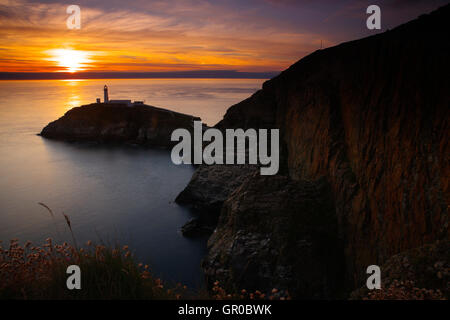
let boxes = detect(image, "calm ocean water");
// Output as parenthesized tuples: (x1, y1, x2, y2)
(0, 78, 265, 287)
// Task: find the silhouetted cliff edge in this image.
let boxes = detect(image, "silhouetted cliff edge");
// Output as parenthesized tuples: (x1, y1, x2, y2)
(177, 5, 449, 298)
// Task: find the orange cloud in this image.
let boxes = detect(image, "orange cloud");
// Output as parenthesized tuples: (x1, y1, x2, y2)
(0, 0, 333, 73)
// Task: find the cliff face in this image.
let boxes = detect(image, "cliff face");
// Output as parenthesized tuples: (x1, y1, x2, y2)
(40, 103, 200, 148)
(179, 5, 449, 296)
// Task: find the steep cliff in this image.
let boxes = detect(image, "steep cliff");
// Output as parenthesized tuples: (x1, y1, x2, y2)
(40, 103, 200, 148)
(178, 5, 449, 296)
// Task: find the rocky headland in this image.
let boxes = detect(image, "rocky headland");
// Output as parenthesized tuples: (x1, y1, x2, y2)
(40, 102, 201, 148)
(176, 5, 449, 298)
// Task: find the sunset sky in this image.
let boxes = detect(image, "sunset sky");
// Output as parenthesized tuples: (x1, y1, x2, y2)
(0, 0, 446, 74)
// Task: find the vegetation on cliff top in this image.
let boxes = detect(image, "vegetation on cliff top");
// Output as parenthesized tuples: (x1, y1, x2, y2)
(0, 238, 295, 300)
(0, 238, 186, 300)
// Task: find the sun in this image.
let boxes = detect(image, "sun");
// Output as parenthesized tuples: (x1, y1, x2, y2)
(46, 49, 92, 73)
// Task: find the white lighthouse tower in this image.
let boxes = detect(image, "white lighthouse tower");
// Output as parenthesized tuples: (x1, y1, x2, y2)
(104, 85, 109, 103)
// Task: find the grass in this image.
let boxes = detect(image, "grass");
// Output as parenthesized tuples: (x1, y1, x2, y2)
(0, 238, 189, 300)
(0, 203, 189, 300)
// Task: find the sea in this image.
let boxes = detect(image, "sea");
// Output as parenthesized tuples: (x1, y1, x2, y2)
(0, 78, 266, 287)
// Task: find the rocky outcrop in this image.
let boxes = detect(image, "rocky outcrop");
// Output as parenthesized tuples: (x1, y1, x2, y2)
(178, 5, 450, 297)
(176, 164, 259, 213)
(176, 164, 259, 236)
(40, 103, 200, 148)
(203, 174, 345, 298)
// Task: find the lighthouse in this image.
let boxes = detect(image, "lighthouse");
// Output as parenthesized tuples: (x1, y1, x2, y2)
(104, 85, 109, 103)
(97, 85, 134, 106)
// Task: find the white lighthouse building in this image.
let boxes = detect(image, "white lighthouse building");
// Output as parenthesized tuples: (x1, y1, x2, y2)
(104, 85, 109, 103)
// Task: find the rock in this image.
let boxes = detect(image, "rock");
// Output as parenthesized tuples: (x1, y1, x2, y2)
(181, 218, 215, 237)
(202, 174, 345, 298)
(40, 103, 200, 148)
(176, 164, 259, 212)
(176, 164, 259, 236)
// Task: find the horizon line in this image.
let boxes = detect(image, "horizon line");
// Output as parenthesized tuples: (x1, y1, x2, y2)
(0, 70, 280, 80)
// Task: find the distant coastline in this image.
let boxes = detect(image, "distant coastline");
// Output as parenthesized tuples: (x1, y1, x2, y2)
(0, 70, 279, 80)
